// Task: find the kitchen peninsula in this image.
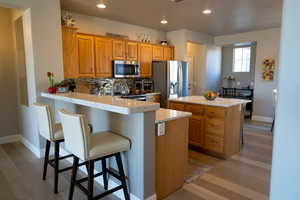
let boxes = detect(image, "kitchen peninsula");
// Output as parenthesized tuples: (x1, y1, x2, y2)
(169, 96, 250, 159)
(41, 92, 191, 200)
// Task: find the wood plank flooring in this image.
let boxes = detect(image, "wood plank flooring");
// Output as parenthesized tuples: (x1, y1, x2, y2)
(0, 120, 273, 200)
(166, 120, 273, 200)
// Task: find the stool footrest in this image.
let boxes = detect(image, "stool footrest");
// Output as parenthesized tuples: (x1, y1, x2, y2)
(76, 172, 103, 184)
(93, 185, 123, 200)
(107, 168, 121, 180)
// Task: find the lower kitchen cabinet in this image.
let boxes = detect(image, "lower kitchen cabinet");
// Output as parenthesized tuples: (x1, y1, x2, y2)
(168, 101, 241, 159)
(156, 118, 188, 200)
(189, 118, 204, 147)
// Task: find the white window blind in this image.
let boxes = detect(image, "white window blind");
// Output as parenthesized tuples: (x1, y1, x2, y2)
(233, 47, 251, 72)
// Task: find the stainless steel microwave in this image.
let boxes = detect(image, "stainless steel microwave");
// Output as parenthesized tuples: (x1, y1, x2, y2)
(113, 60, 140, 78)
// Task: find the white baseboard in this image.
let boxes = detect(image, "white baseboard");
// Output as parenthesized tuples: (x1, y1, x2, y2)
(0, 134, 20, 144)
(20, 136, 42, 158)
(252, 115, 273, 123)
(59, 148, 155, 200)
(145, 194, 157, 200)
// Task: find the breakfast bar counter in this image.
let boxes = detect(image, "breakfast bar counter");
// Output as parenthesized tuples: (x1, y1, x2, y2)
(41, 92, 160, 114)
(41, 92, 159, 200)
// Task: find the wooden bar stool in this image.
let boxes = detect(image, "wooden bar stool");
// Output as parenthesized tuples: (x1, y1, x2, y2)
(33, 103, 74, 193)
(59, 109, 131, 200)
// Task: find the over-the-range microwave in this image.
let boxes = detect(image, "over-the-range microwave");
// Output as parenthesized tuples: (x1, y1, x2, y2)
(113, 60, 140, 78)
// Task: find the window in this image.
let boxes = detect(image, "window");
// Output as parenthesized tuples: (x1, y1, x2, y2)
(233, 47, 251, 72)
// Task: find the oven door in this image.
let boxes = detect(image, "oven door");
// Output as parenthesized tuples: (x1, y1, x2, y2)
(114, 60, 140, 78)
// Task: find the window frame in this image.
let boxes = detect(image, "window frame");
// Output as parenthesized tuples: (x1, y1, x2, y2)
(232, 46, 252, 73)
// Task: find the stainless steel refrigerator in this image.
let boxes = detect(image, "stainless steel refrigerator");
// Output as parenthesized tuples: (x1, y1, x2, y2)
(152, 61, 189, 108)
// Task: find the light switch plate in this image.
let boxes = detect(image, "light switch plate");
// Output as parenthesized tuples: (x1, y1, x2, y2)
(157, 122, 165, 136)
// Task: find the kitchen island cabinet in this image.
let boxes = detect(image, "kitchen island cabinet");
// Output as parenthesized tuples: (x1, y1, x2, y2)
(155, 109, 191, 200)
(169, 96, 250, 159)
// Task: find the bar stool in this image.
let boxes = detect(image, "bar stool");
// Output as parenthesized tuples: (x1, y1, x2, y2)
(33, 103, 73, 193)
(58, 109, 131, 200)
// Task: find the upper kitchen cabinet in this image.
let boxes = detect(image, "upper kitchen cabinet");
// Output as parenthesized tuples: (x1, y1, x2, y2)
(112, 39, 126, 60)
(62, 26, 78, 78)
(153, 45, 164, 61)
(94, 37, 113, 77)
(77, 34, 95, 77)
(126, 41, 138, 61)
(139, 43, 153, 78)
(163, 46, 174, 60)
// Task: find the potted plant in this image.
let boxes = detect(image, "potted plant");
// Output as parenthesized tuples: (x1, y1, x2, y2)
(47, 72, 56, 94)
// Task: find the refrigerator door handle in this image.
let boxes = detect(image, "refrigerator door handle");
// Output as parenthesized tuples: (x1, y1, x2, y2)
(178, 62, 183, 97)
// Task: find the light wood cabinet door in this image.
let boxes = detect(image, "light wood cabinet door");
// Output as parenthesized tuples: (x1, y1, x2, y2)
(163, 47, 174, 60)
(168, 102, 185, 111)
(94, 37, 113, 77)
(62, 26, 78, 78)
(139, 44, 153, 78)
(77, 34, 95, 77)
(153, 45, 164, 61)
(189, 118, 204, 147)
(113, 39, 126, 60)
(126, 41, 138, 61)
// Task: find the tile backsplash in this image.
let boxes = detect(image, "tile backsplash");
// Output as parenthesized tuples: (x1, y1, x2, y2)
(66, 78, 151, 95)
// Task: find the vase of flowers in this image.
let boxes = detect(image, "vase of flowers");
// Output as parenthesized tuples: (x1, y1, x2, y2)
(47, 72, 56, 94)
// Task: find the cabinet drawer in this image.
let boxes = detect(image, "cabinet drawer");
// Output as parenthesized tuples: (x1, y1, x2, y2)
(205, 135, 224, 154)
(205, 119, 224, 137)
(185, 104, 204, 116)
(168, 102, 185, 111)
(205, 107, 226, 119)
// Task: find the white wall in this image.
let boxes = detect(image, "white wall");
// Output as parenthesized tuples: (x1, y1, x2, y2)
(166, 29, 214, 61)
(0, 0, 64, 151)
(0, 7, 18, 137)
(270, 1, 300, 199)
(62, 10, 166, 44)
(215, 28, 281, 120)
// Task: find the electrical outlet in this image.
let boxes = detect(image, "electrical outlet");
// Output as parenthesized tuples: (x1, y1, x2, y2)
(157, 122, 165, 136)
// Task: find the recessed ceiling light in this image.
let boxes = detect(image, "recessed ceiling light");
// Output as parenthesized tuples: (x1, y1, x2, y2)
(203, 9, 212, 14)
(97, 3, 106, 9)
(161, 19, 168, 24)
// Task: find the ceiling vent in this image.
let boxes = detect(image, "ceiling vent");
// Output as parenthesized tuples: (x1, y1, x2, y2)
(170, 0, 185, 3)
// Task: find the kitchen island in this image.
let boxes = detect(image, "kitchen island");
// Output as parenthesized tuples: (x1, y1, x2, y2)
(41, 92, 191, 200)
(169, 96, 250, 159)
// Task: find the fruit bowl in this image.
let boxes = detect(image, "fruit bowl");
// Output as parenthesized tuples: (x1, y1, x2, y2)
(203, 91, 217, 101)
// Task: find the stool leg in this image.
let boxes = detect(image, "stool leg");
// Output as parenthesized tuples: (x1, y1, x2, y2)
(101, 158, 108, 190)
(116, 153, 130, 200)
(69, 156, 79, 200)
(42, 140, 51, 180)
(54, 141, 60, 193)
(87, 160, 94, 200)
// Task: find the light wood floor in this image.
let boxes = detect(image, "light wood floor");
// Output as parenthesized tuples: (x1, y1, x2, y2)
(0, 121, 273, 200)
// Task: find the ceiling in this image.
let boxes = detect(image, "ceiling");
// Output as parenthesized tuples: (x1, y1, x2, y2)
(60, 0, 283, 36)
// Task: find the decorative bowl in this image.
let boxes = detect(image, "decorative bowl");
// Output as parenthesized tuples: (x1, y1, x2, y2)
(203, 91, 217, 101)
(204, 95, 217, 101)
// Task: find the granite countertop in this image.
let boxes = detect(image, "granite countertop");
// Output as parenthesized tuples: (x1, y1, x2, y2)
(169, 96, 251, 108)
(155, 108, 192, 124)
(41, 92, 160, 115)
